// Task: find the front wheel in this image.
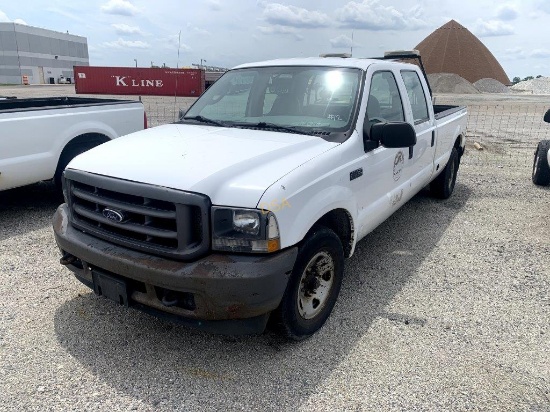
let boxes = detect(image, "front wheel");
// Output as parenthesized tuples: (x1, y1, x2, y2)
(430, 147, 459, 199)
(532, 140, 550, 186)
(272, 226, 344, 340)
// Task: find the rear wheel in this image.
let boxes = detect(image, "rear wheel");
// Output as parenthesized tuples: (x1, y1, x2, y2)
(532, 140, 550, 186)
(431, 147, 459, 199)
(272, 226, 344, 340)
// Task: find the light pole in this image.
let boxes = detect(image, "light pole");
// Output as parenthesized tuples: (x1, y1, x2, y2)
(134, 59, 137, 67)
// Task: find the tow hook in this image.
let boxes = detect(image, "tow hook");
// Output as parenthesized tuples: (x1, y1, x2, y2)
(161, 290, 179, 307)
(60, 253, 77, 266)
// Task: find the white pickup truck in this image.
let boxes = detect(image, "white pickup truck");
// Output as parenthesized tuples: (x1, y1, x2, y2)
(0, 96, 145, 192)
(53, 53, 467, 340)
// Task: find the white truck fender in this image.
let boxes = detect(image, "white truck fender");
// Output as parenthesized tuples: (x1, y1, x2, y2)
(261, 183, 358, 256)
(50, 121, 118, 173)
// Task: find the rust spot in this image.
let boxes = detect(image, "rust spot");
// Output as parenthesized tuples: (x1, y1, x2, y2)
(227, 304, 242, 313)
(227, 303, 244, 319)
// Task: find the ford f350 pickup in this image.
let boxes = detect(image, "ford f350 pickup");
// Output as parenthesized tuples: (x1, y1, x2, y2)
(53, 52, 467, 339)
(0, 96, 145, 192)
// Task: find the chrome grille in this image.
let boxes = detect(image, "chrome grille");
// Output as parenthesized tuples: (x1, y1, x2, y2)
(65, 169, 210, 261)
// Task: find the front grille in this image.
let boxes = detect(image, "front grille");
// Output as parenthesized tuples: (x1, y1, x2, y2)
(65, 169, 210, 261)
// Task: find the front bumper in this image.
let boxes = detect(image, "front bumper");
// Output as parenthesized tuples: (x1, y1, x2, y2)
(53, 204, 298, 334)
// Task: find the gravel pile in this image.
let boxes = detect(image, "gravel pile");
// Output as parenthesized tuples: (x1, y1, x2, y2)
(473, 78, 510, 93)
(1, 156, 549, 410)
(427, 73, 480, 94)
(511, 77, 550, 94)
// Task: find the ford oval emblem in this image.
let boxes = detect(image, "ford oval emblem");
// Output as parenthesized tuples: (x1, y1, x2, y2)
(103, 208, 126, 223)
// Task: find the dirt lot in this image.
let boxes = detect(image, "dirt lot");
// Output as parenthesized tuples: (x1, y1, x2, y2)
(0, 85, 549, 411)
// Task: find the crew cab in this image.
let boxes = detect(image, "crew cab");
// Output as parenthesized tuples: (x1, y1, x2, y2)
(53, 53, 467, 340)
(0, 96, 145, 192)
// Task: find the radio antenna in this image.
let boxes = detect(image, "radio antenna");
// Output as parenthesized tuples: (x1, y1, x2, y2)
(174, 30, 181, 121)
(350, 31, 354, 57)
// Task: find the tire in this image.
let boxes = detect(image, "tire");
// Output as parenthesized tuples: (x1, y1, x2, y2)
(430, 147, 459, 199)
(54, 144, 94, 190)
(271, 226, 344, 340)
(532, 140, 550, 186)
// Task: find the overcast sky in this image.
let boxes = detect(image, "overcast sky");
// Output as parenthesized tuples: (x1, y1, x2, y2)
(1, 0, 549, 78)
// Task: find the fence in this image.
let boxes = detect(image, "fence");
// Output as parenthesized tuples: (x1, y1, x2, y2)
(141, 94, 550, 169)
(434, 96, 550, 169)
(140, 96, 197, 128)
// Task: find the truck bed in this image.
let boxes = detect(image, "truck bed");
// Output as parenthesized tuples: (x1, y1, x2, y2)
(0, 96, 138, 114)
(433, 104, 466, 120)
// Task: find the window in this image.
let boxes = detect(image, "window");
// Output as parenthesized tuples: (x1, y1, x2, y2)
(366, 71, 404, 122)
(185, 66, 362, 134)
(200, 71, 256, 119)
(401, 71, 429, 123)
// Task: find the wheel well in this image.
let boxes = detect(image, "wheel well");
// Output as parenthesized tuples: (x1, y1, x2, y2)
(454, 135, 464, 157)
(56, 133, 110, 169)
(312, 209, 354, 257)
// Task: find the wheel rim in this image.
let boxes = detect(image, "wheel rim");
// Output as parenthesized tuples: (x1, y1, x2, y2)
(297, 251, 335, 320)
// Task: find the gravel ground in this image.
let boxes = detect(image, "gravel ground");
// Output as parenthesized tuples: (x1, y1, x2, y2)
(1, 155, 549, 411)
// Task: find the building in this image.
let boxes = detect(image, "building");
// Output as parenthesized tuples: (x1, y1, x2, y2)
(0, 23, 89, 85)
(415, 20, 510, 85)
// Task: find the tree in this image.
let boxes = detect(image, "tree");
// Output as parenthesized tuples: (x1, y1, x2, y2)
(512, 76, 521, 84)
(536, 75, 543, 78)
(523, 76, 534, 81)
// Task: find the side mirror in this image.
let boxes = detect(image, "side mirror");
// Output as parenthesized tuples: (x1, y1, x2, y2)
(544, 109, 550, 123)
(371, 122, 417, 148)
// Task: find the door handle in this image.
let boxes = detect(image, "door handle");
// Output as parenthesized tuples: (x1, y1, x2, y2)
(431, 130, 435, 147)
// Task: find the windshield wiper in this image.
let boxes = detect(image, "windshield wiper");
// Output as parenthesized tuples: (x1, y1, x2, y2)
(182, 115, 227, 127)
(231, 121, 314, 136)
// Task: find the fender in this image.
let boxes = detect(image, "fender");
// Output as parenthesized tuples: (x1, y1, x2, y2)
(49, 120, 118, 176)
(259, 181, 357, 252)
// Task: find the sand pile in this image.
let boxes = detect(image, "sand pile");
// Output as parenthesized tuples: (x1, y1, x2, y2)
(511, 77, 550, 94)
(427, 73, 480, 94)
(473, 78, 509, 93)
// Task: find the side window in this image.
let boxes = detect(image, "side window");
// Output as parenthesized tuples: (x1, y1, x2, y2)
(366, 71, 404, 123)
(401, 71, 429, 123)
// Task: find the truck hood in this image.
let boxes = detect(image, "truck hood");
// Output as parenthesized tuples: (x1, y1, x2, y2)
(67, 123, 338, 207)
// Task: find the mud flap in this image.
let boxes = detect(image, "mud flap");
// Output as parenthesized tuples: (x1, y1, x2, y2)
(92, 271, 129, 307)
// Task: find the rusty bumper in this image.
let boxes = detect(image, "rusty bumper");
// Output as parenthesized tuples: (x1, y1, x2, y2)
(53, 204, 298, 334)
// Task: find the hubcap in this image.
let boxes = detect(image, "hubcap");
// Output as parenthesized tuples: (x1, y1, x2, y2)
(297, 251, 335, 320)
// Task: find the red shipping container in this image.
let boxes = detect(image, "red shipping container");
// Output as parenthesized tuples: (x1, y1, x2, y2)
(74, 66, 205, 97)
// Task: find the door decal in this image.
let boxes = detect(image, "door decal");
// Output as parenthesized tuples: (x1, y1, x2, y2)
(393, 151, 405, 181)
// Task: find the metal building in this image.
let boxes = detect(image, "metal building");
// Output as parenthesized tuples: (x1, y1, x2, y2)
(0, 23, 89, 85)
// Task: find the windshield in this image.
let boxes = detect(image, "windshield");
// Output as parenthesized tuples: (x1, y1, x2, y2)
(183, 66, 362, 137)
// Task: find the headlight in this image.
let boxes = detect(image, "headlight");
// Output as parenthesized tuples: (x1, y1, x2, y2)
(212, 207, 280, 253)
(233, 210, 260, 236)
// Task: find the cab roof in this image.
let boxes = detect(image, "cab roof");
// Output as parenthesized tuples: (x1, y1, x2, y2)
(232, 57, 417, 71)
